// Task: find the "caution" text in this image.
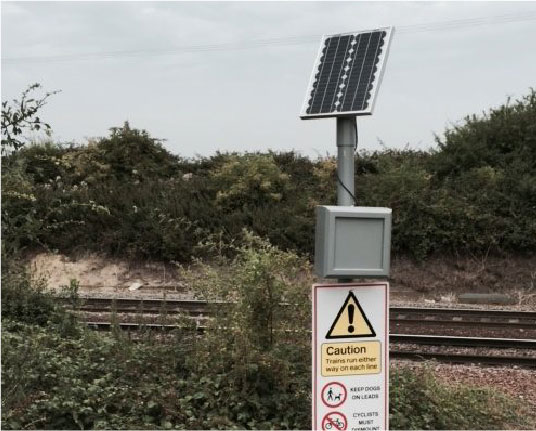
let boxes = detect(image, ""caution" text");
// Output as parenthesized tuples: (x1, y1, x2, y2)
(321, 341, 381, 377)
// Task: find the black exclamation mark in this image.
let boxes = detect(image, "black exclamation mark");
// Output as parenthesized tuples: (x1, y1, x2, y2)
(348, 304, 355, 333)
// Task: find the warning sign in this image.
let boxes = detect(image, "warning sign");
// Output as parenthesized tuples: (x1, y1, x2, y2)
(313, 283, 389, 431)
(321, 341, 381, 376)
(326, 291, 375, 338)
(322, 411, 347, 430)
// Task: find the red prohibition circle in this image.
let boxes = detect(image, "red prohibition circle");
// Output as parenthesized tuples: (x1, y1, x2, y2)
(322, 411, 347, 431)
(321, 382, 347, 408)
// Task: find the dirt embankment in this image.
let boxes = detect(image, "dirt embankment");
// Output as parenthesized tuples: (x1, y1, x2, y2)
(26, 252, 536, 305)
(389, 255, 535, 305)
(27, 253, 185, 296)
(391, 255, 535, 293)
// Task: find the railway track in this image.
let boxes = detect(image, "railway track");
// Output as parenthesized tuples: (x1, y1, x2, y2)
(83, 320, 536, 368)
(73, 297, 215, 315)
(391, 334, 536, 368)
(71, 297, 536, 329)
(390, 334, 536, 349)
(391, 350, 536, 368)
(70, 298, 536, 368)
(84, 320, 536, 347)
(391, 307, 536, 330)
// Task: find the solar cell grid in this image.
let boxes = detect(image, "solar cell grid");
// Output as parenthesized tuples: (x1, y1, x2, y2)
(301, 27, 393, 119)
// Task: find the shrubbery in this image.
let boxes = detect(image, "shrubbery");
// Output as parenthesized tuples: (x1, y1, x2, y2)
(2, 235, 312, 430)
(390, 365, 534, 430)
(1, 255, 58, 326)
(3, 90, 536, 261)
(3, 237, 535, 430)
(5, 320, 534, 430)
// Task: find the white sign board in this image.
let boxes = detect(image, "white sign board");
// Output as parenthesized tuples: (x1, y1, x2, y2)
(312, 282, 389, 431)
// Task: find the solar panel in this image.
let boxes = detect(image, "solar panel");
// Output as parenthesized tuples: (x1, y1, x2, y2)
(300, 27, 394, 119)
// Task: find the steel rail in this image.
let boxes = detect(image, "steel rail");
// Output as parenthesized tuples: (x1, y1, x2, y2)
(86, 321, 188, 331)
(72, 298, 536, 318)
(72, 297, 220, 315)
(81, 313, 534, 330)
(390, 334, 536, 349)
(78, 297, 212, 307)
(390, 350, 536, 368)
(74, 299, 536, 332)
(390, 318, 535, 330)
(83, 322, 536, 368)
(391, 307, 536, 331)
(391, 307, 536, 320)
(84, 321, 536, 349)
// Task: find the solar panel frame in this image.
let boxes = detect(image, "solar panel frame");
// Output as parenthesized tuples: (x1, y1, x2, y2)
(300, 26, 394, 119)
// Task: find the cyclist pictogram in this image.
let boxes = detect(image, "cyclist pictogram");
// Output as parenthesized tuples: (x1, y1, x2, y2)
(321, 382, 347, 408)
(322, 412, 347, 430)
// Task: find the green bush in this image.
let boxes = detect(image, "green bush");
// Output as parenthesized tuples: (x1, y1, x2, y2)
(2, 235, 314, 430)
(390, 365, 534, 430)
(3, 237, 535, 430)
(1, 252, 59, 326)
(182, 232, 314, 428)
(1, 320, 194, 430)
(3, 322, 534, 429)
(427, 90, 536, 254)
(431, 91, 536, 179)
(3, 91, 536, 261)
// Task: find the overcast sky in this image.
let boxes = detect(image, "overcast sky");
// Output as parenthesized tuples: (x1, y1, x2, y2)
(2, 1, 536, 158)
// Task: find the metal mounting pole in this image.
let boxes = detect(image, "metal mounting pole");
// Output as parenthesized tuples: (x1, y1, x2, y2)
(336, 117, 356, 206)
(337, 117, 357, 283)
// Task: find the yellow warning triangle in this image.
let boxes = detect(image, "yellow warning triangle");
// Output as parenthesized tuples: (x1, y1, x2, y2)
(326, 291, 376, 339)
